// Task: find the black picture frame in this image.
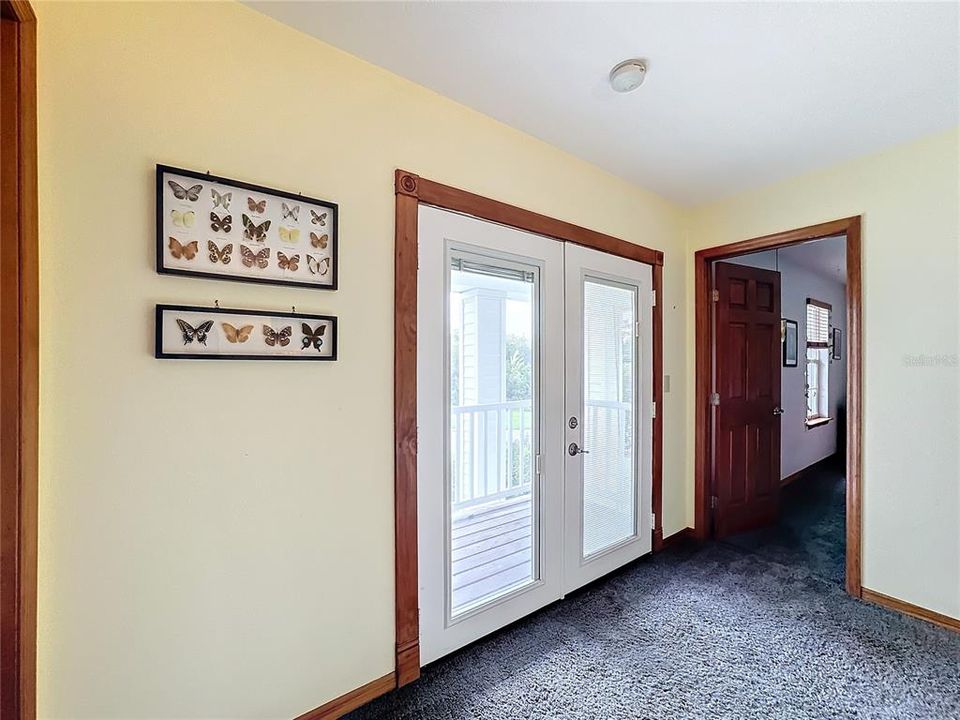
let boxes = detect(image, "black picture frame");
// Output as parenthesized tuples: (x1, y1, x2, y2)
(832, 327, 842, 360)
(156, 164, 339, 290)
(782, 319, 798, 367)
(155, 304, 338, 361)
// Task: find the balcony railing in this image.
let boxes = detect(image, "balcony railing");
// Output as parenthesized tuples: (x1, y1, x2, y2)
(450, 398, 633, 510)
(451, 400, 533, 508)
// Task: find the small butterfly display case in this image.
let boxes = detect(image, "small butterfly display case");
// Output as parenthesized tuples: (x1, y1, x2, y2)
(156, 304, 337, 360)
(156, 164, 338, 290)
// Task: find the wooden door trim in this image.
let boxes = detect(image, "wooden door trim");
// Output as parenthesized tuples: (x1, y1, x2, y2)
(395, 169, 664, 685)
(693, 216, 863, 598)
(1, 2, 39, 718)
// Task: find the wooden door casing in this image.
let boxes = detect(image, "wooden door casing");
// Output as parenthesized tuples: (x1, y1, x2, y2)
(712, 262, 781, 538)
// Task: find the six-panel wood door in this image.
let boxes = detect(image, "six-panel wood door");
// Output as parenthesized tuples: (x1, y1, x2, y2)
(712, 262, 781, 538)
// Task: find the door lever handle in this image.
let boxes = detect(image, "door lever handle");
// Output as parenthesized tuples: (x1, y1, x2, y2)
(773, 407, 784, 416)
(568, 442, 590, 456)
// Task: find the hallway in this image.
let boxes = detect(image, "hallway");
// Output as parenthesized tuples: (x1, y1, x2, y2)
(722, 460, 846, 585)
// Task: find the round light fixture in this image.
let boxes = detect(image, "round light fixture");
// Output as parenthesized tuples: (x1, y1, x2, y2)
(609, 59, 647, 93)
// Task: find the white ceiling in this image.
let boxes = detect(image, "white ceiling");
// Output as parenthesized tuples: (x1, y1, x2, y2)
(248, 2, 960, 206)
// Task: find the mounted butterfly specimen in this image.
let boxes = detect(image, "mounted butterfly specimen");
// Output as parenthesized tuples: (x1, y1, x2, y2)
(168, 180, 202, 202)
(247, 197, 267, 214)
(221, 322, 253, 344)
(301, 323, 326, 352)
(277, 252, 299, 272)
(211, 188, 232, 210)
(242, 214, 271, 242)
(208, 240, 233, 265)
(310, 232, 328, 249)
(278, 226, 300, 243)
(310, 209, 327, 226)
(171, 209, 195, 228)
(240, 244, 270, 269)
(306, 254, 330, 276)
(169, 237, 198, 260)
(176, 318, 214, 345)
(210, 212, 232, 233)
(282, 202, 300, 222)
(263, 325, 292, 347)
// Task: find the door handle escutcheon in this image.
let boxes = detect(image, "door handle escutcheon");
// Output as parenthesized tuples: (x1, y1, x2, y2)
(773, 407, 784, 416)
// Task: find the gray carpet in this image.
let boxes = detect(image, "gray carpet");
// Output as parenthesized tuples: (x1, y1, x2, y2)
(349, 473, 960, 719)
(722, 463, 847, 585)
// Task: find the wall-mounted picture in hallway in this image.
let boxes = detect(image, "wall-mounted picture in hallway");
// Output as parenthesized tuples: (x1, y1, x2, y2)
(832, 327, 842, 360)
(155, 304, 337, 360)
(156, 165, 338, 290)
(782, 319, 798, 367)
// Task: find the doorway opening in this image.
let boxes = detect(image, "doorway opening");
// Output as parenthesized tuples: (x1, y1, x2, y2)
(394, 170, 664, 686)
(694, 218, 862, 598)
(416, 206, 654, 664)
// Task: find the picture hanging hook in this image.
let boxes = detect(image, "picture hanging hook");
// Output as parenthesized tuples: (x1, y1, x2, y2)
(214, 299, 220, 308)
(292, 305, 296, 313)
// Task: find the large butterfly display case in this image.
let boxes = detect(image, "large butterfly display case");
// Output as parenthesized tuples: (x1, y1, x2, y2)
(157, 164, 338, 290)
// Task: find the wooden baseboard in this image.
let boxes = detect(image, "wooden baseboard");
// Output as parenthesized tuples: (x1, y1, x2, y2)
(294, 672, 397, 720)
(862, 588, 960, 633)
(781, 452, 840, 488)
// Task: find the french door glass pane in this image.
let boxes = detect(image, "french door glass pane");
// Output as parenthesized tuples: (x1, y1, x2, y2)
(449, 258, 536, 616)
(582, 280, 637, 557)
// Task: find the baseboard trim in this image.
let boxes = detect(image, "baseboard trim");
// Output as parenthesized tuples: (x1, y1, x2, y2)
(781, 452, 840, 487)
(862, 588, 960, 633)
(294, 672, 397, 720)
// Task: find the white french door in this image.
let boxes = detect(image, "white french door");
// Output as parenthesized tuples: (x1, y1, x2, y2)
(417, 206, 564, 665)
(417, 207, 652, 665)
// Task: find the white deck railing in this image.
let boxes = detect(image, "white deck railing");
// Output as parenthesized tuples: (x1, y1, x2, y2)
(451, 400, 533, 508)
(450, 398, 633, 509)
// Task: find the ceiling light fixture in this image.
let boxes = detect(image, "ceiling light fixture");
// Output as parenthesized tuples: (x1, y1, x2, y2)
(609, 59, 647, 93)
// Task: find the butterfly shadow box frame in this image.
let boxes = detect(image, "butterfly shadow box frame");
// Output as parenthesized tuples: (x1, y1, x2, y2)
(157, 164, 338, 290)
(156, 304, 338, 361)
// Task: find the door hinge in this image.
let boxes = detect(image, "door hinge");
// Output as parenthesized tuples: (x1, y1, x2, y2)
(709, 392, 720, 406)
(711, 495, 719, 510)
(635, 321, 640, 339)
(535, 454, 542, 476)
(711, 289, 719, 302)
(650, 512, 657, 528)
(650, 289, 657, 307)
(651, 401, 657, 419)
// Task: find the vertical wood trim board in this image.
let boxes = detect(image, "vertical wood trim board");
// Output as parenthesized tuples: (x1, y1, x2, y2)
(1, 2, 39, 718)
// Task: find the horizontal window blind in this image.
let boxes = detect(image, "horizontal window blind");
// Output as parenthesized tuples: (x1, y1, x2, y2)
(806, 300, 830, 347)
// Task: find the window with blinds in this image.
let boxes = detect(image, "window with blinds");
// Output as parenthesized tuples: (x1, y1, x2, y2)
(806, 299, 831, 348)
(805, 298, 831, 423)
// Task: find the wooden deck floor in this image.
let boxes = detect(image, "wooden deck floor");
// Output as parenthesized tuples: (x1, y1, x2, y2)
(451, 494, 533, 612)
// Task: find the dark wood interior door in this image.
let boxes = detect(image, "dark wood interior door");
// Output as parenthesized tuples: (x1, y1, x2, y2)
(712, 262, 781, 538)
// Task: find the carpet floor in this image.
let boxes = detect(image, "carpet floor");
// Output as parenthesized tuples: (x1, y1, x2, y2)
(349, 472, 959, 720)
(721, 463, 847, 585)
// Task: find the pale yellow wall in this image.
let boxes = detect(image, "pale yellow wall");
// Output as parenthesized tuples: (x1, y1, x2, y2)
(686, 127, 960, 619)
(34, 2, 687, 718)
(34, 1, 960, 717)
